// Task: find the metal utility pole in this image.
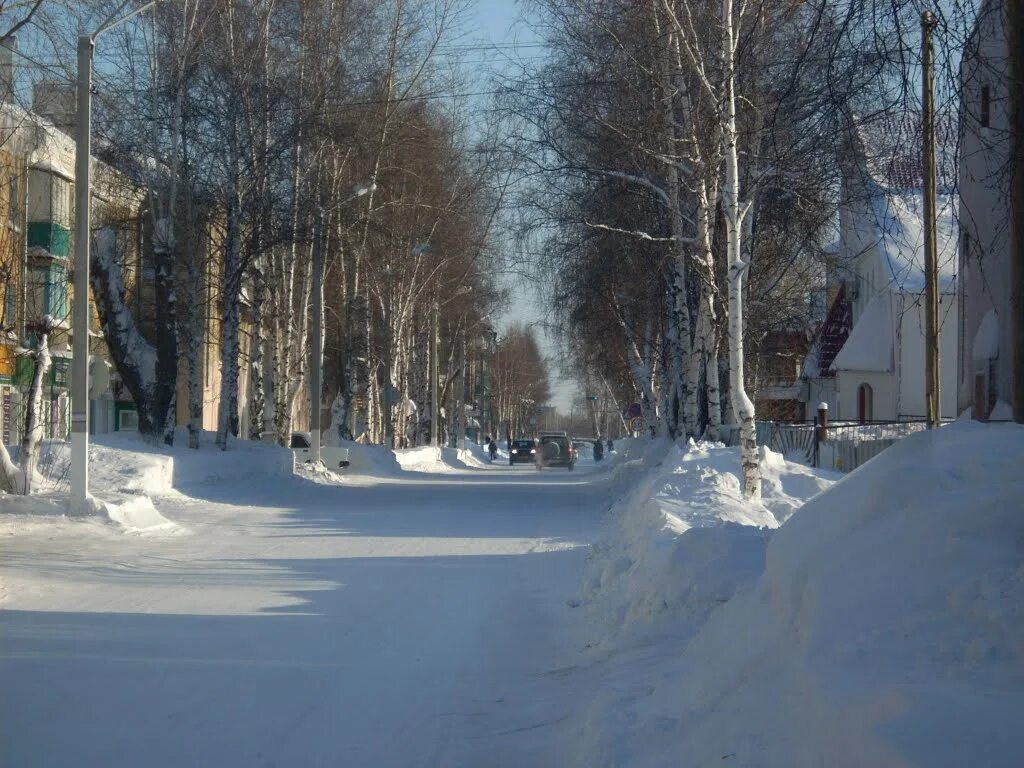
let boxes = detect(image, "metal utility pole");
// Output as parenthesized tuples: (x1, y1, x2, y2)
(922, 10, 941, 429)
(382, 268, 394, 449)
(310, 208, 324, 464)
(70, 35, 93, 506)
(1010, 0, 1024, 423)
(456, 333, 467, 450)
(430, 301, 439, 446)
(71, 0, 160, 507)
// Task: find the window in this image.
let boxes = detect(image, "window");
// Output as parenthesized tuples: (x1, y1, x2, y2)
(857, 383, 873, 424)
(52, 358, 69, 388)
(51, 176, 70, 228)
(3, 282, 14, 327)
(8, 172, 18, 226)
(980, 86, 991, 128)
(44, 264, 69, 321)
(118, 408, 139, 432)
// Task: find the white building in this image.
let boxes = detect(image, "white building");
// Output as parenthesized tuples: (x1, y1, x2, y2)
(958, 0, 1013, 420)
(811, 115, 959, 422)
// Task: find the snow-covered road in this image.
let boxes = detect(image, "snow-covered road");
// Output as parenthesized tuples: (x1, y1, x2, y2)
(0, 461, 610, 767)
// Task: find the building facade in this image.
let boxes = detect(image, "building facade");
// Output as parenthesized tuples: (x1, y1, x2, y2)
(806, 114, 960, 422)
(0, 91, 146, 447)
(958, 0, 1013, 419)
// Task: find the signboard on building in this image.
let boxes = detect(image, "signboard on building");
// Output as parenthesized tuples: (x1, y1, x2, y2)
(0, 345, 14, 380)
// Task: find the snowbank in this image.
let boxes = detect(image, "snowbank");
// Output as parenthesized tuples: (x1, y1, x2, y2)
(18, 430, 295, 495)
(580, 441, 835, 644)
(394, 445, 485, 472)
(1, 489, 179, 534)
(458, 440, 495, 468)
(575, 421, 1024, 767)
(338, 440, 403, 477)
(2, 429, 294, 533)
(394, 446, 449, 472)
(99, 495, 177, 532)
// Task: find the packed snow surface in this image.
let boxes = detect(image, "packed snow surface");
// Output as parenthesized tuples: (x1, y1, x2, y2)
(0, 437, 613, 767)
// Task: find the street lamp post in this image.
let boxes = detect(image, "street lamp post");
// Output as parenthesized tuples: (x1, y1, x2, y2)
(72, 0, 160, 508)
(430, 300, 439, 446)
(309, 207, 325, 464)
(382, 266, 394, 449)
(456, 333, 467, 450)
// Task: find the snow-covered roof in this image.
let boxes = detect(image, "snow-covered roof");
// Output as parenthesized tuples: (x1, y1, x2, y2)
(0, 101, 138, 188)
(830, 293, 895, 372)
(852, 112, 958, 193)
(870, 190, 958, 293)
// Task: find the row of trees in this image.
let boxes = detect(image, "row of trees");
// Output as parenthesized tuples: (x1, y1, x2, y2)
(76, 0, 510, 452)
(499, 0, 980, 497)
(3, 0, 563, 495)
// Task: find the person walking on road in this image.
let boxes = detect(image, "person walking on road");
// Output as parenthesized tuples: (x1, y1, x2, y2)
(487, 439, 498, 462)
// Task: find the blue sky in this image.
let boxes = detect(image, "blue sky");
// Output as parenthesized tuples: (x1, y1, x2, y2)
(472, 0, 526, 43)
(465, 2, 577, 412)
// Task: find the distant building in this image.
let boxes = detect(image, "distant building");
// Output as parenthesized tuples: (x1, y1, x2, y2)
(0, 92, 145, 445)
(957, 0, 1013, 420)
(810, 114, 960, 422)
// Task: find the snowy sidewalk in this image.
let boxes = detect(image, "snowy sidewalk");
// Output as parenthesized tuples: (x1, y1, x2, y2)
(0, 461, 611, 767)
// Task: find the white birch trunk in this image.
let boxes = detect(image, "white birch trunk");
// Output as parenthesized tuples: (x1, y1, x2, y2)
(0, 440, 22, 493)
(19, 329, 51, 494)
(249, 259, 267, 440)
(722, 0, 760, 498)
(284, 245, 313, 435)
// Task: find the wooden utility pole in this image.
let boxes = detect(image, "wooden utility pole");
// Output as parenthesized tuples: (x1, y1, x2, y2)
(1010, 0, 1024, 423)
(922, 10, 941, 428)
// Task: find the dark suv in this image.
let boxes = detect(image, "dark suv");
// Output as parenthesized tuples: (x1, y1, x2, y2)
(509, 439, 537, 465)
(536, 435, 576, 470)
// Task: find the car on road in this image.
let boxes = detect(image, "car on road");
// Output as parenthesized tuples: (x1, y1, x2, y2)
(508, 438, 537, 465)
(535, 434, 576, 470)
(291, 432, 351, 470)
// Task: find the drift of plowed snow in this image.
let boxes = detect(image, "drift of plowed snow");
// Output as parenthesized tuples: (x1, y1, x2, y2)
(574, 421, 1024, 768)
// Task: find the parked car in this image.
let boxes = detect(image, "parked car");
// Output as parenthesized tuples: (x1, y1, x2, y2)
(291, 432, 350, 469)
(509, 438, 537, 465)
(536, 434, 576, 470)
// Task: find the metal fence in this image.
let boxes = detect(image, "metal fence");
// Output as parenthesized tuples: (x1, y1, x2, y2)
(726, 419, 939, 473)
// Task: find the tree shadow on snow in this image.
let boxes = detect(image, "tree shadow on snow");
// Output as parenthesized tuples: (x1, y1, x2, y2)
(0, 547, 588, 768)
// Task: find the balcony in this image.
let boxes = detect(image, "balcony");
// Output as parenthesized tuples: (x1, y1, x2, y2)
(27, 221, 71, 260)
